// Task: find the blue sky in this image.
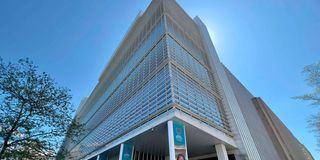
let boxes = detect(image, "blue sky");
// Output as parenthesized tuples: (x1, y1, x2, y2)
(0, 0, 319, 158)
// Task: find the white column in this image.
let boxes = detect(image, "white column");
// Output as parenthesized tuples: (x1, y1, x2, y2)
(215, 144, 229, 160)
(167, 120, 175, 160)
(119, 144, 124, 160)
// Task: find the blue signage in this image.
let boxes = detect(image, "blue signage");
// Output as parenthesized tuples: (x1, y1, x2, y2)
(121, 144, 133, 160)
(173, 121, 186, 146)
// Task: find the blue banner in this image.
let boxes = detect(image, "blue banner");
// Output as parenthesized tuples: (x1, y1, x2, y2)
(121, 144, 133, 160)
(173, 121, 186, 146)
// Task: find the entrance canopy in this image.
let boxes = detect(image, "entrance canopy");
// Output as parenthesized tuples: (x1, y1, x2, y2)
(84, 110, 237, 160)
(126, 117, 236, 159)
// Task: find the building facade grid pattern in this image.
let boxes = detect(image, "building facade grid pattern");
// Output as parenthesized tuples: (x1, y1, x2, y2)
(65, 2, 232, 158)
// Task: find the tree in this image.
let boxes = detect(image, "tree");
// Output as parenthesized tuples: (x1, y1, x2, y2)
(295, 61, 320, 148)
(0, 58, 83, 159)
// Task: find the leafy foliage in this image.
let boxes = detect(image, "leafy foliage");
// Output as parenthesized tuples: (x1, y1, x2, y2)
(0, 58, 83, 159)
(295, 61, 320, 148)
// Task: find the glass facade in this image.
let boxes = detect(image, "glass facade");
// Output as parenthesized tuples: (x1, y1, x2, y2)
(65, 2, 230, 159)
(75, 65, 172, 157)
(80, 18, 166, 126)
(69, 19, 169, 158)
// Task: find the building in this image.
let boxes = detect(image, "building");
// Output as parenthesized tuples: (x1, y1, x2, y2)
(61, 0, 314, 160)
